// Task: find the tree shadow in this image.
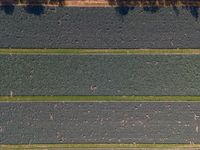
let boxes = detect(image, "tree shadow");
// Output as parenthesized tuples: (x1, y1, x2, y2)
(24, 0, 45, 16)
(0, 0, 66, 16)
(143, 6, 159, 13)
(142, 0, 160, 13)
(185, 6, 199, 20)
(165, 0, 179, 16)
(0, 1, 15, 15)
(108, 0, 134, 15)
(0, 0, 199, 19)
(108, 0, 199, 20)
(115, 6, 134, 15)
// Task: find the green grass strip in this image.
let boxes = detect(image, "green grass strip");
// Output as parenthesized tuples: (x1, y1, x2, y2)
(1, 144, 200, 149)
(2, 96, 200, 102)
(1, 49, 200, 55)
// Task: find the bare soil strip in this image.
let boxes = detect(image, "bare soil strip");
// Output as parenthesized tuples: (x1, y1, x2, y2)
(1, 0, 200, 7)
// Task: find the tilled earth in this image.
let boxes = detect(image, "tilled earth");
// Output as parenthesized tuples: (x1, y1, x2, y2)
(1, 55, 200, 96)
(1, 0, 200, 147)
(0, 7, 200, 48)
(1, 102, 200, 144)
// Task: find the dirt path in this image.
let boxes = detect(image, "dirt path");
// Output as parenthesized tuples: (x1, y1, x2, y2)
(1, 0, 200, 7)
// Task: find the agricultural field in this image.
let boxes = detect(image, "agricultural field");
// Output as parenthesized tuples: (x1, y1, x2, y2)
(1, 102, 200, 144)
(1, 0, 200, 150)
(0, 6, 200, 48)
(1, 53, 200, 96)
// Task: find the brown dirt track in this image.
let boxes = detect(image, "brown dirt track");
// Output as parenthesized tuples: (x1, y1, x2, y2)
(1, 0, 200, 7)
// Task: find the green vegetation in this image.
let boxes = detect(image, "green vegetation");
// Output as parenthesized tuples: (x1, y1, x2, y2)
(1, 144, 200, 149)
(0, 48, 200, 55)
(2, 96, 200, 102)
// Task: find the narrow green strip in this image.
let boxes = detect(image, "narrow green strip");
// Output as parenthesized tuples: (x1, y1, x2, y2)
(1, 144, 200, 149)
(1, 96, 200, 102)
(1, 49, 200, 55)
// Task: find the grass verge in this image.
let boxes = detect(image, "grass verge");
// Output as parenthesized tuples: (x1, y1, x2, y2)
(1, 144, 200, 149)
(1, 49, 200, 55)
(1, 96, 200, 102)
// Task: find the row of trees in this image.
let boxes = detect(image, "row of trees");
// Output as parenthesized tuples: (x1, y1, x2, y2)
(108, 0, 200, 7)
(108, 0, 199, 19)
(0, 0, 65, 6)
(0, 0, 199, 18)
(0, 0, 66, 15)
(1, 0, 200, 6)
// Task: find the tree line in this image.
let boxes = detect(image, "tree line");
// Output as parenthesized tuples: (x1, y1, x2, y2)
(0, 0, 66, 15)
(108, 0, 200, 19)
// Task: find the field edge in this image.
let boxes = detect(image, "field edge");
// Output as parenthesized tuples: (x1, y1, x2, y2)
(2, 96, 200, 102)
(1, 49, 200, 55)
(1, 144, 200, 149)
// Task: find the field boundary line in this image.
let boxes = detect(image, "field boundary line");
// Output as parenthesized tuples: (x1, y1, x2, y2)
(1, 144, 200, 149)
(2, 96, 200, 102)
(1, 49, 200, 55)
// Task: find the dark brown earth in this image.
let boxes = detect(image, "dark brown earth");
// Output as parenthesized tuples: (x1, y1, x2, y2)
(1, 102, 200, 144)
(1, 0, 200, 147)
(1, 55, 200, 96)
(0, 7, 200, 48)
